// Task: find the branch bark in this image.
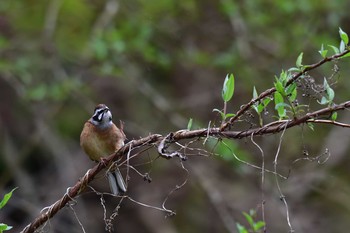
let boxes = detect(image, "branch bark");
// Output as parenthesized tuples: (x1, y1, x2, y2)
(20, 100, 350, 233)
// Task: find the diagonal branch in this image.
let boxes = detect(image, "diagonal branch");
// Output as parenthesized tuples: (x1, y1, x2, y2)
(20, 100, 350, 233)
(20, 134, 162, 233)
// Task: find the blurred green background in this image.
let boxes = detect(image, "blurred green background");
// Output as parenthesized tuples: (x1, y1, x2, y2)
(1, 0, 350, 232)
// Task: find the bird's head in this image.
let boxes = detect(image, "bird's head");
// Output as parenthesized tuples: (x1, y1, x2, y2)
(90, 104, 113, 128)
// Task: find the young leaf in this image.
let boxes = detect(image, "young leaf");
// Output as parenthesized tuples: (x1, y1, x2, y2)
(0, 223, 12, 231)
(340, 40, 345, 53)
(324, 78, 335, 102)
(328, 45, 340, 54)
(0, 188, 17, 209)
(252, 104, 259, 113)
(286, 82, 296, 95)
(253, 86, 258, 99)
(222, 73, 235, 102)
(307, 122, 314, 131)
(256, 104, 264, 113)
(290, 87, 297, 102)
(213, 108, 225, 120)
(274, 79, 285, 96)
(243, 212, 255, 228)
(296, 52, 303, 68)
(318, 96, 329, 105)
(318, 44, 328, 58)
(225, 113, 236, 118)
(263, 98, 272, 107)
(253, 221, 266, 231)
(288, 67, 301, 72)
(274, 92, 287, 118)
(187, 118, 193, 130)
(236, 223, 248, 233)
(331, 112, 338, 121)
(327, 86, 335, 102)
(279, 70, 288, 83)
(339, 27, 349, 45)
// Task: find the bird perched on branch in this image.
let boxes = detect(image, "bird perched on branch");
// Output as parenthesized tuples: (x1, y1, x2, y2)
(80, 104, 127, 195)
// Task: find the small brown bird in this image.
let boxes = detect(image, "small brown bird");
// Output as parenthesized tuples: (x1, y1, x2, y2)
(80, 104, 127, 195)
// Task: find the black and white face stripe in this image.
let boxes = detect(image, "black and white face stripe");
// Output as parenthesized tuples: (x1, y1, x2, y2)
(90, 104, 113, 127)
(93, 107, 107, 122)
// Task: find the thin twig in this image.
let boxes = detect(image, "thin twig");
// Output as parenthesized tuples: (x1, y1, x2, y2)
(273, 122, 294, 232)
(250, 133, 266, 232)
(307, 119, 350, 128)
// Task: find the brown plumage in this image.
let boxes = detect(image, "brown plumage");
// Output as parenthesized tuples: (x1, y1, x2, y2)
(80, 120, 125, 161)
(80, 104, 127, 195)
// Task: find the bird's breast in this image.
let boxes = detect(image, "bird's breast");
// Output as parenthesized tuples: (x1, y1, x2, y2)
(80, 122, 124, 161)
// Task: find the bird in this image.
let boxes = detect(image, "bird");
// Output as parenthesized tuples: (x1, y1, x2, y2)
(80, 104, 127, 195)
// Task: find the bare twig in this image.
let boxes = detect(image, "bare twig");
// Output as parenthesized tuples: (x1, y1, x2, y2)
(273, 123, 294, 232)
(250, 133, 266, 232)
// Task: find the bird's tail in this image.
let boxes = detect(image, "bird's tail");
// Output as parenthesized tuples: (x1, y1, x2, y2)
(107, 168, 127, 195)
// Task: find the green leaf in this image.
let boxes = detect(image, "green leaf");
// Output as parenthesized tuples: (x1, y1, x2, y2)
(279, 70, 288, 83)
(288, 67, 300, 72)
(339, 27, 349, 45)
(222, 73, 235, 102)
(274, 91, 284, 105)
(213, 108, 225, 120)
(318, 44, 328, 58)
(212, 108, 222, 113)
(0, 188, 17, 209)
(285, 82, 297, 102)
(0, 223, 12, 231)
(274, 92, 287, 118)
(289, 90, 297, 102)
(253, 86, 258, 99)
(252, 104, 259, 113)
(331, 112, 338, 121)
(225, 113, 236, 118)
(274, 79, 285, 96)
(296, 52, 303, 68)
(243, 212, 254, 228)
(256, 104, 264, 113)
(275, 102, 290, 110)
(323, 78, 335, 102)
(263, 98, 272, 107)
(328, 45, 340, 54)
(327, 86, 335, 102)
(253, 221, 266, 231)
(286, 82, 296, 95)
(307, 122, 314, 131)
(187, 118, 193, 130)
(252, 87, 265, 114)
(340, 40, 345, 53)
(236, 223, 248, 233)
(318, 96, 328, 105)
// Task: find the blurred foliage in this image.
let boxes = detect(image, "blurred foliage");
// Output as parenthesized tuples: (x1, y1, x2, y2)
(1, 0, 350, 232)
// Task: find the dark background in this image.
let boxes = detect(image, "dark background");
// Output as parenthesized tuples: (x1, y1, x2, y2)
(1, 0, 350, 232)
